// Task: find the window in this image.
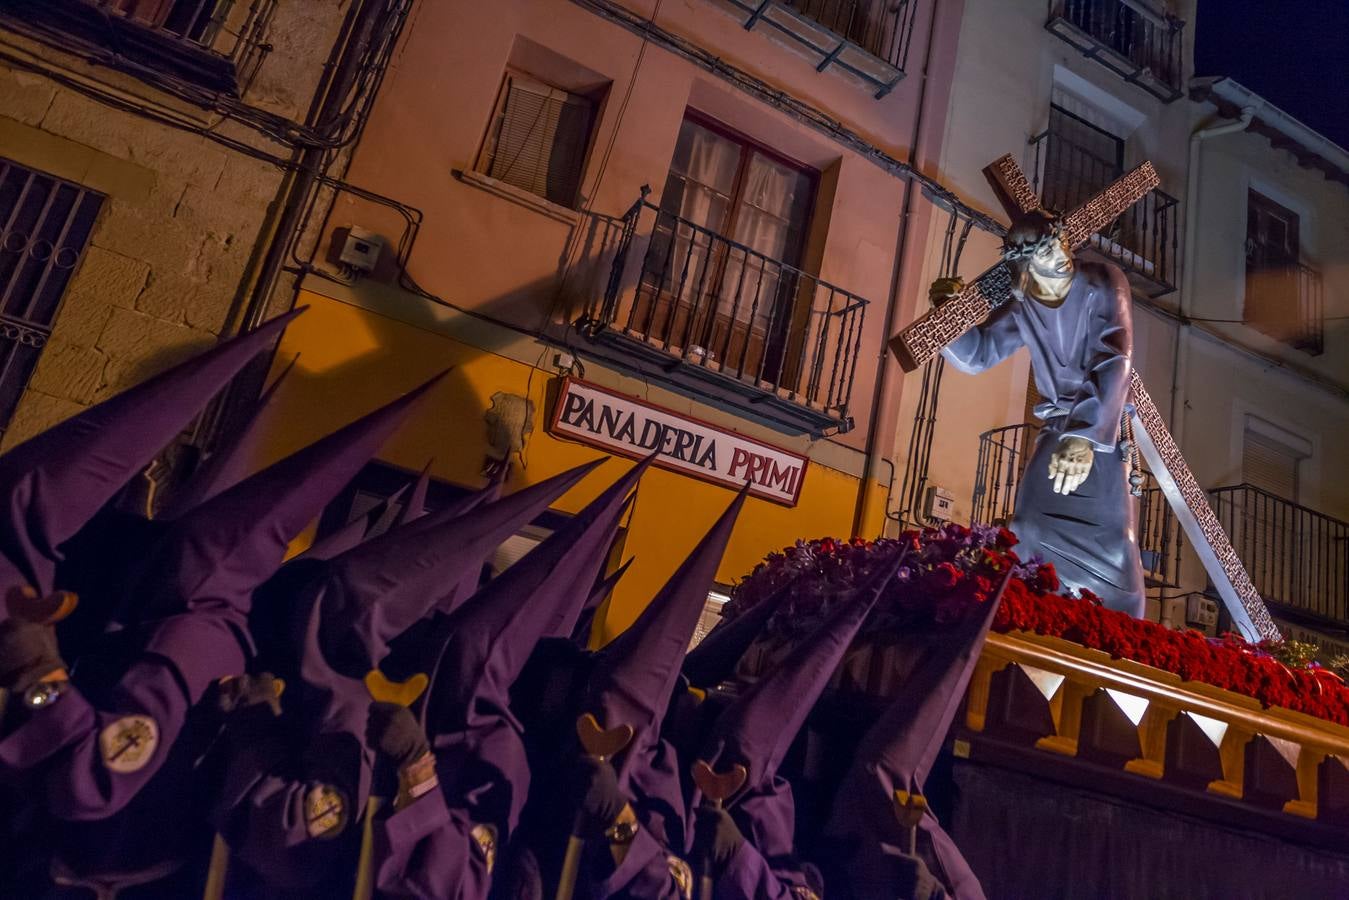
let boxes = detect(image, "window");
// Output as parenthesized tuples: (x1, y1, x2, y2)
(635, 114, 816, 381)
(1040, 105, 1124, 215)
(3, 0, 266, 94)
(478, 73, 596, 209)
(1242, 426, 1304, 502)
(0, 160, 104, 438)
(1244, 190, 1309, 346)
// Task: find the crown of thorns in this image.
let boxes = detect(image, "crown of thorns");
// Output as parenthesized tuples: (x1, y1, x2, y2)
(1001, 217, 1066, 261)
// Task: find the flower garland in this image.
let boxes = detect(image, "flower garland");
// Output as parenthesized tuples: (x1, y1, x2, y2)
(726, 524, 1349, 727)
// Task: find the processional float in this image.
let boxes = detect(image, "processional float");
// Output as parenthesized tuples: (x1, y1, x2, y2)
(890, 154, 1280, 643)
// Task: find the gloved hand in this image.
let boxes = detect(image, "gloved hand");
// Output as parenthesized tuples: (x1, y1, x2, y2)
(213, 673, 283, 746)
(365, 701, 430, 770)
(568, 755, 626, 838)
(928, 276, 964, 308)
(694, 806, 745, 876)
(217, 673, 283, 717)
(0, 618, 64, 693)
(887, 847, 948, 900)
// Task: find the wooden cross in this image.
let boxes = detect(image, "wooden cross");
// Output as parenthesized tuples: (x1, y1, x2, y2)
(889, 154, 1280, 642)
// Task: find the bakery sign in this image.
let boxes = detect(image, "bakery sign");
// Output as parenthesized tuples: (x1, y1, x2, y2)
(548, 378, 808, 507)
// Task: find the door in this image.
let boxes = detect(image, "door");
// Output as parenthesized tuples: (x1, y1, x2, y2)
(1245, 190, 1300, 342)
(635, 115, 815, 386)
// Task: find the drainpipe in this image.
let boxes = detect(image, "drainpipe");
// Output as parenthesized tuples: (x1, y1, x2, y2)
(1169, 104, 1257, 451)
(851, 0, 949, 537)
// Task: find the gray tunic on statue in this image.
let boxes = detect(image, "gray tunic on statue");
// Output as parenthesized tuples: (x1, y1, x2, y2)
(942, 260, 1145, 617)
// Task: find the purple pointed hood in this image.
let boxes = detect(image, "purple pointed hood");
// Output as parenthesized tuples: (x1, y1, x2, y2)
(548, 457, 651, 639)
(391, 460, 432, 529)
(311, 459, 604, 675)
(585, 483, 749, 780)
(0, 309, 302, 604)
(824, 569, 1011, 869)
(128, 374, 438, 703)
(681, 574, 799, 689)
(138, 373, 442, 625)
(158, 354, 298, 519)
(706, 552, 904, 793)
(305, 479, 412, 562)
(569, 556, 634, 646)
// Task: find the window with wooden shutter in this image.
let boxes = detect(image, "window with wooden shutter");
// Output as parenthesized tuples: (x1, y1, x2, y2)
(1242, 429, 1302, 501)
(479, 73, 594, 209)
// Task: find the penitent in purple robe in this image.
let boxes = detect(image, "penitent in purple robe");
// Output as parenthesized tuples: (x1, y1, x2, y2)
(374, 458, 642, 899)
(214, 462, 599, 893)
(941, 261, 1144, 617)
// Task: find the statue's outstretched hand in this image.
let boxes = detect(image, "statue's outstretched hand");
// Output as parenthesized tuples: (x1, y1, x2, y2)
(928, 277, 964, 308)
(1048, 436, 1093, 495)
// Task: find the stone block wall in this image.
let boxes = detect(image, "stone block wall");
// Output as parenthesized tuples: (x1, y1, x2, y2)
(0, 1, 347, 449)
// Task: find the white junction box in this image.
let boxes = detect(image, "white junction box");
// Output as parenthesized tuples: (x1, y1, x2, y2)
(924, 485, 955, 522)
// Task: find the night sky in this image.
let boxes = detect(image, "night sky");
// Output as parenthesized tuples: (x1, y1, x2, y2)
(1195, 0, 1349, 151)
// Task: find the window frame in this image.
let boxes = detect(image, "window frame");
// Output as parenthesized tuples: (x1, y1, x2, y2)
(475, 69, 600, 211)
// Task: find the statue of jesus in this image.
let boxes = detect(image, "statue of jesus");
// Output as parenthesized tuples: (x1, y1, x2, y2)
(937, 209, 1146, 617)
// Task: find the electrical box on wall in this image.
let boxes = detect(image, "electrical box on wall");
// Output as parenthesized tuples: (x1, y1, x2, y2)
(339, 226, 384, 274)
(1187, 594, 1219, 628)
(924, 485, 955, 522)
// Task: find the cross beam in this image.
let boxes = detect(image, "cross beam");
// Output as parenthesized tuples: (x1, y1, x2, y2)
(889, 158, 1159, 372)
(891, 153, 1280, 642)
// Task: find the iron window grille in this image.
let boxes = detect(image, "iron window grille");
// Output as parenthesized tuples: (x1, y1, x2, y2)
(1245, 190, 1323, 356)
(0, 0, 276, 95)
(1031, 105, 1179, 297)
(0, 159, 105, 438)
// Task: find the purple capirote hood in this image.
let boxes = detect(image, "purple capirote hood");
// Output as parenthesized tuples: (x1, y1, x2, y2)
(0, 309, 303, 605)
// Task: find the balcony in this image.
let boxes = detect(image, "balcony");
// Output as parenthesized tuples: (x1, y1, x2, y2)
(970, 422, 1183, 588)
(717, 0, 918, 98)
(0, 0, 276, 95)
(1246, 262, 1325, 356)
(1210, 485, 1349, 627)
(1046, 0, 1185, 103)
(1031, 114, 1179, 298)
(576, 194, 869, 436)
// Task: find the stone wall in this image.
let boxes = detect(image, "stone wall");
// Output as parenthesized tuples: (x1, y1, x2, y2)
(0, 1, 347, 449)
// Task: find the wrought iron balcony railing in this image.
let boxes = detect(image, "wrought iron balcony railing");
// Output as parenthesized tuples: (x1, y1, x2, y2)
(577, 194, 869, 435)
(721, 0, 918, 98)
(1031, 118, 1179, 298)
(1046, 0, 1185, 102)
(970, 421, 1182, 588)
(1210, 484, 1349, 626)
(1, 0, 276, 94)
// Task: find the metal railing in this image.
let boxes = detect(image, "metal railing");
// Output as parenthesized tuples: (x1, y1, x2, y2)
(970, 421, 1181, 586)
(1210, 484, 1349, 624)
(784, 0, 917, 71)
(580, 195, 869, 425)
(1047, 0, 1185, 101)
(1031, 119, 1179, 296)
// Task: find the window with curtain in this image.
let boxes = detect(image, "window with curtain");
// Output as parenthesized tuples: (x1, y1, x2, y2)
(1244, 190, 1301, 343)
(478, 72, 596, 209)
(638, 115, 815, 377)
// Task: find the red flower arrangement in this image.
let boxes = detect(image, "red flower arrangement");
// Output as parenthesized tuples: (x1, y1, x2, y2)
(726, 525, 1349, 727)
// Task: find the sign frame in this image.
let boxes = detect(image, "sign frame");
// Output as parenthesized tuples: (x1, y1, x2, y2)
(546, 377, 809, 507)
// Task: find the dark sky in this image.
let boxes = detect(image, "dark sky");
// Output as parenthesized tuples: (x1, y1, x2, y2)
(1195, 0, 1349, 150)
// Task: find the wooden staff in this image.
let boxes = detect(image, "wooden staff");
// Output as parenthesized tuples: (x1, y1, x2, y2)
(892, 789, 928, 857)
(201, 676, 286, 900)
(555, 713, 633, 900)
(690, 760, 747, 900)
(352, 670, 429, 900)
